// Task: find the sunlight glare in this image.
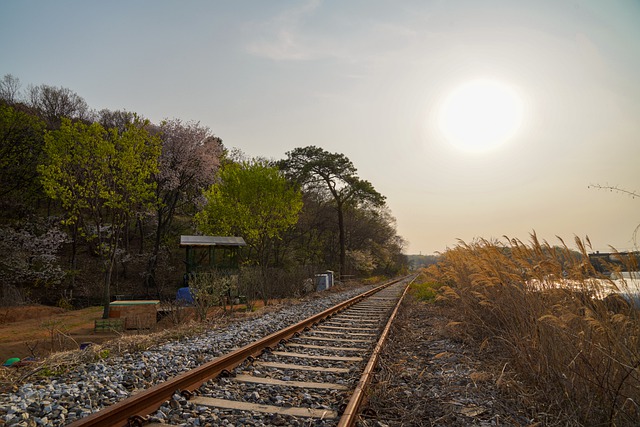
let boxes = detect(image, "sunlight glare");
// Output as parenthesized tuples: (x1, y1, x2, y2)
(439, 79, 524, 152)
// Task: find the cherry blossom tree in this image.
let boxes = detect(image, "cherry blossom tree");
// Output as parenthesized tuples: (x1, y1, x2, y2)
(144, 118, 224, 295)
(0, 221, 66, 304)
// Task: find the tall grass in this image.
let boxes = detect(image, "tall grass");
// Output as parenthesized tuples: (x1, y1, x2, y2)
(427, 233, 639, 426)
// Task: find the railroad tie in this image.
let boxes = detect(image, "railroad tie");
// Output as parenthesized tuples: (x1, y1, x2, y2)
(271, 350, 363, 361)
(254, 361, 350, 373)
(286, 342, 364, 352)
(309, 330, 376, 337)
(187, 397, 339, 419)
(231, 373, 348, 390)
(317, 325, 377, 331)
(294, 335, 371, 343)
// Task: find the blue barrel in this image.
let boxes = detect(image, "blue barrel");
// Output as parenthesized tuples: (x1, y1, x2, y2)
(176, 287, 195, 304)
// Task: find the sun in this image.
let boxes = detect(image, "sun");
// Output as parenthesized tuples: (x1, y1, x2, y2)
(438, 79, 524, 152)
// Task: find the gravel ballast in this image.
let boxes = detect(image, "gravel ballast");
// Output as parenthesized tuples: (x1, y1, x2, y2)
(0, 284, 375, 426)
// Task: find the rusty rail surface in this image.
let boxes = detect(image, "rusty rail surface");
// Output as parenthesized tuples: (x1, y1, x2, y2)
(67, 277, 405, 427)
(337, 274, 415, 427)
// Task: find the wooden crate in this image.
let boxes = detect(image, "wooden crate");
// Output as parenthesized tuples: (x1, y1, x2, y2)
(109, 300, 159, 329)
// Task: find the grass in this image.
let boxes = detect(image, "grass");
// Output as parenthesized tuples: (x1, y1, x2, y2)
(424, 233, 640, 426)
(409, 278, 442, 302)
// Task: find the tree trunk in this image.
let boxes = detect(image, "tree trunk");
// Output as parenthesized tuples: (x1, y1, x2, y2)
(146, 255, 157, 298)
(101, 260, 112, 319)
(146, 194, 178, 298)
(137, 216, 144, 254)
(69, 222, 78, 290)
(145, 208, 164, 298)
(101, 226, 121, 319)
(337, 202, 346, 277)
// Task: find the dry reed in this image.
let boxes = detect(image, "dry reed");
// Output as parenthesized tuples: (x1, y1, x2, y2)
(427, 233, 640, 426)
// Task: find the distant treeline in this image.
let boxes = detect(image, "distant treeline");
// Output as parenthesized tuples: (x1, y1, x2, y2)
(407, 254, 441, 270)
(0, 74, 408, 308)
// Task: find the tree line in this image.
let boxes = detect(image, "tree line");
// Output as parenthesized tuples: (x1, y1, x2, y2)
(0, 74, 408, 312)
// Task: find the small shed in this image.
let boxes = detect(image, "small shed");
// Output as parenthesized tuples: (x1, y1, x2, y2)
(108, 300, 159, 329)
(180, 235, 246, 279)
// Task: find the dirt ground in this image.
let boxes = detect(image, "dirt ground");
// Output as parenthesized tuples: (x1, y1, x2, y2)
(359, 297, 537, 426)
(0, 305, 122, 363)
(0, 298, 280, 364)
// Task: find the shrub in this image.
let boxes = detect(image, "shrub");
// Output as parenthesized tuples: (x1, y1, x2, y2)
(410, 280, 442, 302)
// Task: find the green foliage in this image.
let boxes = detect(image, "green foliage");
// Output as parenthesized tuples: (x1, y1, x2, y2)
(38, 366, 67, 377)
(196, 158, 303, 305)
(39, 118, 161, 228)
(56, 296, 73, 310)
(362, 276, 386, 285)
(196, 159, 303, 261)
(39, 117, 161, 317)
(1, 73, 406, 307)
(40, 119, 111, 225)
(278, 146, 386, 275)
(410, 281, 442, 302)
(189, 272, 235, 321)
(0, 102, 46, 205)
(279, 145, 386, 208)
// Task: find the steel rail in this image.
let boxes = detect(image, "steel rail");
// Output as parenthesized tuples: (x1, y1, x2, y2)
(67, 277, 405, 427)
(336, 274, 416, 427)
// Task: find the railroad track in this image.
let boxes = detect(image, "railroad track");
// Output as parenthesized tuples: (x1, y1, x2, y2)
(68, 276, 414, 427)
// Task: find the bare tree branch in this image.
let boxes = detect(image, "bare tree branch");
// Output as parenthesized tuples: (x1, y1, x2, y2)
(588, 184, 639, 199)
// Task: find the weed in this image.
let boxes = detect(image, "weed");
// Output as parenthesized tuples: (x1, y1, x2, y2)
(427, 233, 640, 426)
(56, 296, 73, 311)
(38, 365, 67, 377)
(362, 276, 386, 285)
(410, 280, 442, 302)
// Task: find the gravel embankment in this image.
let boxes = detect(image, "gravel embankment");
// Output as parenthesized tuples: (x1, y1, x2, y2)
(358, 296, 536, 427)
(0, 284, 374, 427)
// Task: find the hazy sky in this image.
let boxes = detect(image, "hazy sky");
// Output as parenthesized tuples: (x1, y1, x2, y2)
(2, 0, 639, 254)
